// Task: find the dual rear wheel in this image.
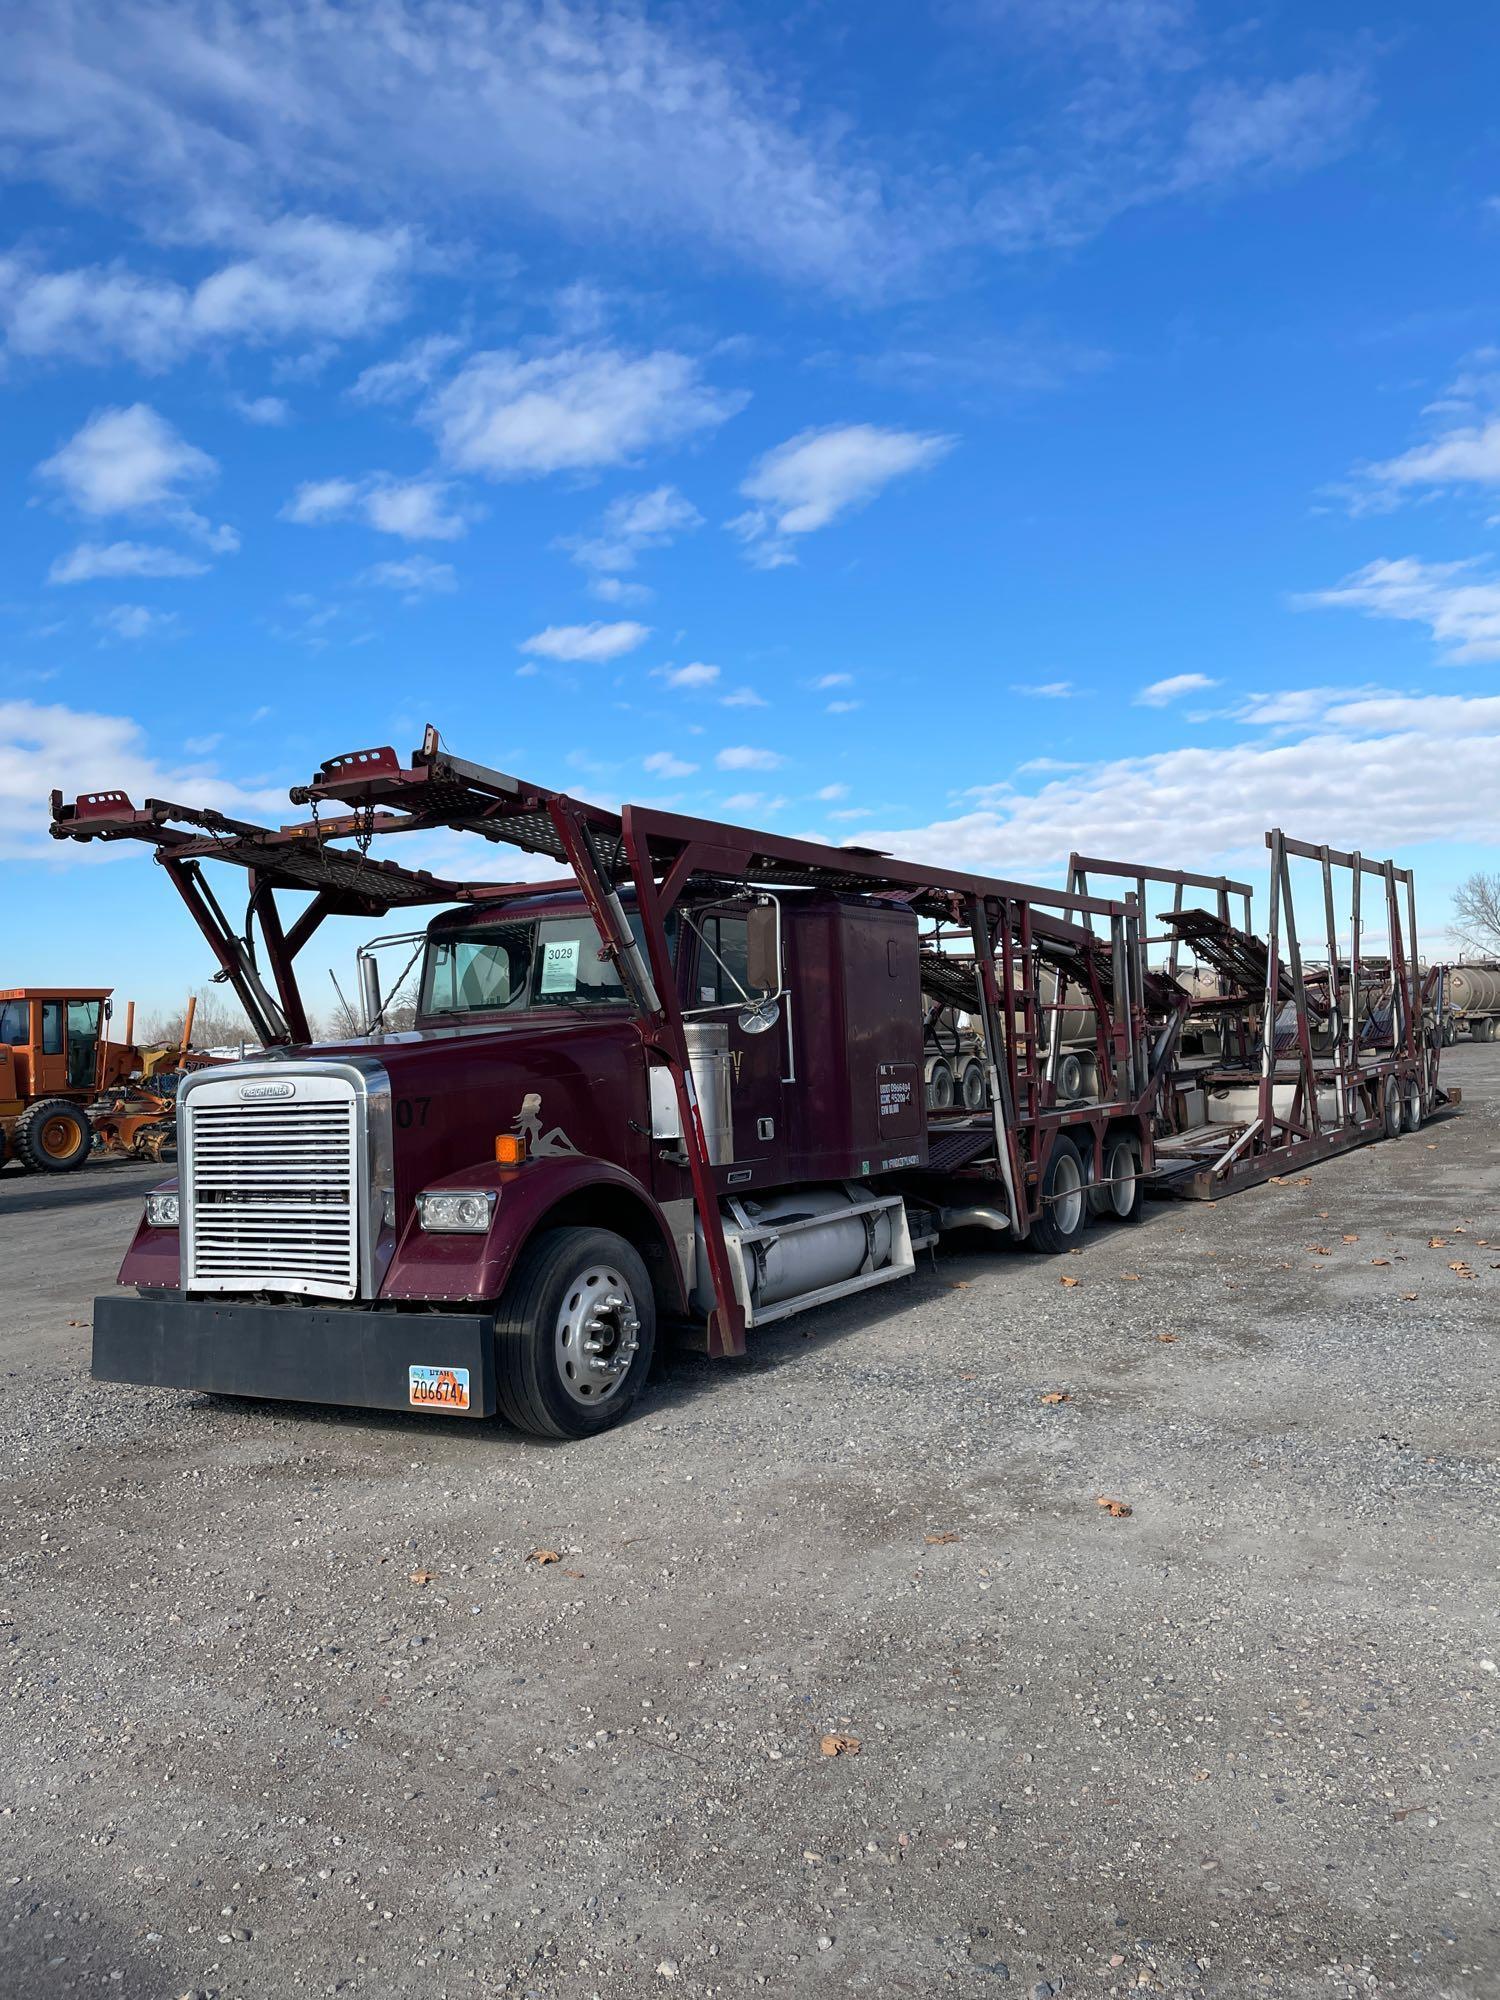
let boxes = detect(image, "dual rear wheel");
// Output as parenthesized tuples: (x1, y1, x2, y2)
(1031, 1131, 1143, 1254)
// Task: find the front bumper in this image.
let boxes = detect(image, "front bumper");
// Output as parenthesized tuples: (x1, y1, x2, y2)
(92, 1293, 495, 1418)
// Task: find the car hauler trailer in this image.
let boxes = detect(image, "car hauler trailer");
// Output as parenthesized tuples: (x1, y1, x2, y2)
(51, 727, 1184, 1438)
(1069, 835, 1455, 1200)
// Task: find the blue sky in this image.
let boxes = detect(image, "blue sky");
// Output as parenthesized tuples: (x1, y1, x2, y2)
(4, 0, 1500, 1017)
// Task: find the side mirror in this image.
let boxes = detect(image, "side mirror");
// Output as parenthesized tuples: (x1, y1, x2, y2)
(746, 901, 780, 994)
(738, 996, 781, 1035)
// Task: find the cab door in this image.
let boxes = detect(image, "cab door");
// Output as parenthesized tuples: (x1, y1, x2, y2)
(684, 906, 785, 1180)
(31, 999, 70, 1095)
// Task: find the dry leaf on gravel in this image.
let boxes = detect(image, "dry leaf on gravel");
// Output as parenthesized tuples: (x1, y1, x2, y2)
(410, 1570, 437, 1586)
(1371, 1258, 1390, 1267)
(947, 1281, 971, 1290)
(1059, 1274, 1081, 1288)
(1399, 1292, 1419, 1301)
(1342, 1234, 1359, 1243)
(1428, 1237, 1448, 1248)
(1309, 1245, 1332, 1256)
(1449, 1262, 1476, 1280)
(1040, 1391, 1071, 1405)
(527, 1549, 562, 1565)
(924, 1531, 959, 1545)
(562, 1569, 586, 1580)
(1155, 1332, 1179, 1344)
(1120, 1272, 1141, 1282)
(1095, 1497, 1133, 1518)
(820, 1734, 861, 1757)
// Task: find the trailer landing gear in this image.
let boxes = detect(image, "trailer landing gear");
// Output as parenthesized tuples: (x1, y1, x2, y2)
(493, 1227, 656, 1439)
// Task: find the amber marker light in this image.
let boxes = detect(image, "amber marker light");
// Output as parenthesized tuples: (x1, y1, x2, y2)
(495, 1133, 526, 1164)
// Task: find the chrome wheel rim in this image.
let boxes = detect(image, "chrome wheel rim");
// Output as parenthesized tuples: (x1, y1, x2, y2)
(1052, 1150, 1084, 1235)
(554, 1263, 641, 1406)
(1106, 1138, 1136, 1217)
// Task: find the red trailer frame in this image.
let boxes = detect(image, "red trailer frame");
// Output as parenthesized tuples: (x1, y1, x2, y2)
(53, 726, 1177, 1355)
(1069, 833, 1455, 1197)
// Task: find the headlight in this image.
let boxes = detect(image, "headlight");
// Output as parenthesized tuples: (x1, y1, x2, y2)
(145, 1192, 180, 1228)
(416, 1190, 496, 1234)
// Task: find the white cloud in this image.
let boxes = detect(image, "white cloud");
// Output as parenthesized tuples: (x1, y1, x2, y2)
(721, 687, 768, 708)
(655, 662, 719, 690)
(231, 393, 290, 426)
(1366, 418, 1500, 492)
(520, 620, 650, 663)
(426, 348, 745, 480)
(1298, 557, 1500, 662)
(812, 672, 853, 689)
(350, 333, 464, 406)
(1011, 679, 1074, 698)
(282, 473, 469, 541)
(1135, 672, 1218, 706)
(0, 5, 1373, 309)
(846, 687, 1500, 878)
(825, 699, 861, 714)
(716, 745, 784, 771)
(95, 603, 179, 641)
(589, 575, 651, 606)
(0, 697, 285, 862)
(49, 541, 208, 583)
(1171, 70, 1373, 193)
(39, 404, 215, 517)
(816, 782, 849, 800)
(359, 555, 457, 598)
(643, 750, 697, 778)
(0, 219, 413, 368)
(731, 423, 953, 564)
(564, 485, 703, 576)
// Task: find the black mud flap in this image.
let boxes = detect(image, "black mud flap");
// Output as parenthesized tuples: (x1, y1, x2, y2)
(92, 1293, 496, 1418)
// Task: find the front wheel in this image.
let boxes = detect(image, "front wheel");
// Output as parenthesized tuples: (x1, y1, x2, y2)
(1401, 1076, 1423, 1134)
(1029, 1135, 1089, 1254)
(13, 1098, 93, 1173)
(493, 1227, 655, 1439)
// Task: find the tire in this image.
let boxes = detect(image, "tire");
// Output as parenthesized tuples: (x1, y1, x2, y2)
(959, 1060, 987, 1111)
(1056, 1052, 1087, 1100)
(1480, 1018, 1497, 1044)
(1381, 1076, 1402, 1140)
(13, 1098, 93, 1173)
(926, 1060, 955, 1111)
(1401, 1076, 1423, 1134)
(493, 1227, 655, 1440)
(1090, 1131, 1144, 1223)
(1029, 1134, 1090, 1254)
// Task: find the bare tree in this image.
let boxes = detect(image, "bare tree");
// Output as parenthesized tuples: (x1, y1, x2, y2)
(138, 986, 257, 1052)
(1452, 871, 1500, 959)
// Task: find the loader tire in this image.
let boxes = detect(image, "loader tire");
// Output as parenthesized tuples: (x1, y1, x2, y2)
(13, 1099, 93, 1173)
(493, 1227, 655, 1440)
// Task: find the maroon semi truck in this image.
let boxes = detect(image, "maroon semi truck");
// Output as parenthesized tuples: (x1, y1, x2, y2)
(50, 729, 1179, 1438)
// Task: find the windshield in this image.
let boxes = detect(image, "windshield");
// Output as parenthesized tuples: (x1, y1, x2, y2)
(419, 914, 660, 1018)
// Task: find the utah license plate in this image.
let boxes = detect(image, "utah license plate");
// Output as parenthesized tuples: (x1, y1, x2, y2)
(408, 1364, 471, 1412)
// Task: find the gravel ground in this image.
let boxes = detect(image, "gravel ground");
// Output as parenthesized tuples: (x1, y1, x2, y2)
(2, 1051, 1497, 2000)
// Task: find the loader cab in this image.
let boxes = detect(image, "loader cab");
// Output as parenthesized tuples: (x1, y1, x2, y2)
(0, 988, 112, 1101)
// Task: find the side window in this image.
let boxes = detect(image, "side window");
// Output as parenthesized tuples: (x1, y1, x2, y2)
(40, 1002, 63, 1057)
(694, 914, 751, 1006)
(0, 1000, 26, 1045)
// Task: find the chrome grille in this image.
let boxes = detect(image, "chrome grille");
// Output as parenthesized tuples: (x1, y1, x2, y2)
(183, 1087, 360, 1300)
